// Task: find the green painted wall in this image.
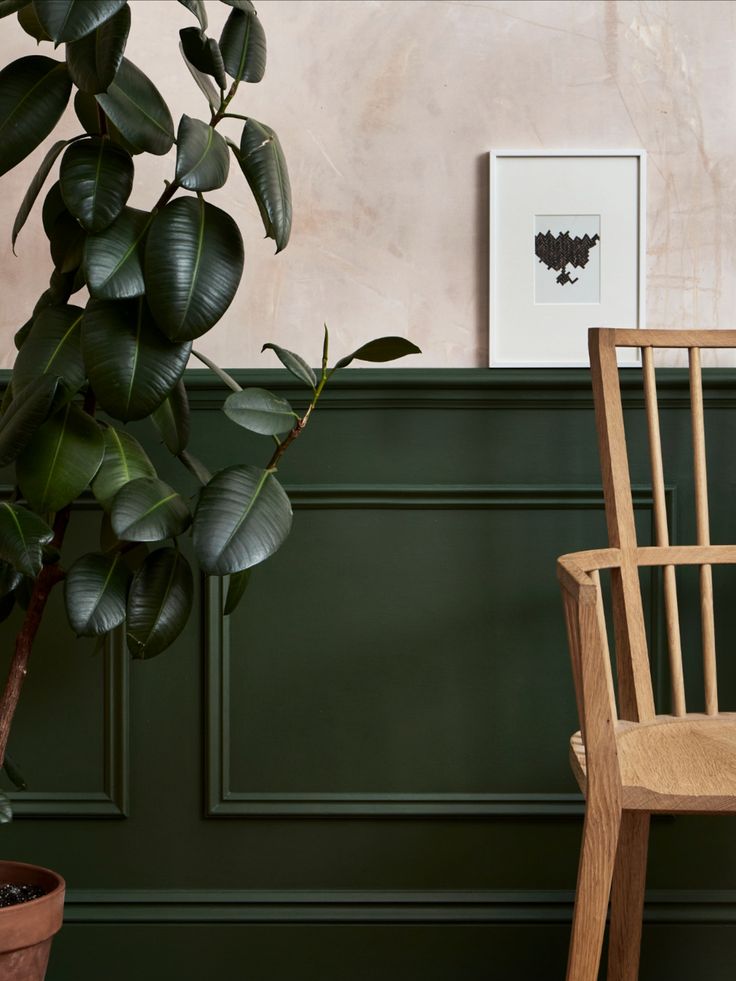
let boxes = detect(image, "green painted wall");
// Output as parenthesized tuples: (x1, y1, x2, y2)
(2, 367, 736, 980)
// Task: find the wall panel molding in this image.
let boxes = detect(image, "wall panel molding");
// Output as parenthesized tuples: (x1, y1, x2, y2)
(205, 483, 666, 818)
(62, 887, 736, 925)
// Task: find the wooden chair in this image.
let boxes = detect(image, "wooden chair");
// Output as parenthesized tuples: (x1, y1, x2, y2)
(558, 328, 736, 981)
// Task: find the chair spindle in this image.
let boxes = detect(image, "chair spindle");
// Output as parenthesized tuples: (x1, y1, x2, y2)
(642, 347, 686, 716)
(689, 347, 718, 715)
(590, 569, 618, 722)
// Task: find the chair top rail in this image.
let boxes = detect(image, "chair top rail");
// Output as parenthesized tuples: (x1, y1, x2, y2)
(559, 545, 736, 576)
(594, 328, 736, 348)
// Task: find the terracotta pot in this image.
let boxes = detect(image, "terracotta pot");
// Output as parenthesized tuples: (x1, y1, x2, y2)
(0, 861, 65, 981)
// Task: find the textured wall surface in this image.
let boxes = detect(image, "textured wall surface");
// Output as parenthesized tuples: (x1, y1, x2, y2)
(0, 0, 734, 367)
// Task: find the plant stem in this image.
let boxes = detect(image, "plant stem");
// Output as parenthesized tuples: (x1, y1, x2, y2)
(191, 349, 242, 393)
(0, 507, 69, 768)
(266, 372, 330, 471)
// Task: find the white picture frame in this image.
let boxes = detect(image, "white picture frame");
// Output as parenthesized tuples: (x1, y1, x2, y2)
(489, 149, 646, 367)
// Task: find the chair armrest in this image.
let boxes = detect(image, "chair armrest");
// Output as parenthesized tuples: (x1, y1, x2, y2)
(556, 548, 621, 604)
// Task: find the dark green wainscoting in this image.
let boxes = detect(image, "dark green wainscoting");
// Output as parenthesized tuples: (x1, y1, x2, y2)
(3, 368, 736, 980)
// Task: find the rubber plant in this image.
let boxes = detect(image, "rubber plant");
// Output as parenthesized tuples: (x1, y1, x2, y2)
(0, 0, 420, 816)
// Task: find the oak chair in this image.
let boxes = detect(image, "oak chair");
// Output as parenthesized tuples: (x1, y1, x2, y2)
(558, 328, 736, 981)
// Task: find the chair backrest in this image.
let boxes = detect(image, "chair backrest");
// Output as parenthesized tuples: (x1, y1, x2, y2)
(589, 328, 736, 723)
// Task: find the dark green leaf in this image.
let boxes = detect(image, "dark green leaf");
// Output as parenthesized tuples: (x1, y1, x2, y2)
(82, 297, 192, 422)
(0, 503, 53, 577)
(3, 755, 26, 792)
(49, 209, 86, 273)
(177, 0, 207, 29)
(73, 89, 137, 154)
(219, 7, 266, 82)
(96, 58, 174, 156)
(179, 38, 219, 111)
(236, 117, 291, 252)
(224, 567, 250, 615)
(0, 0, 28, 17)
(17, 4, 51, 42)
(334, 336, 422, 370)
(223, 387, 296, 436)
(193, 464, 292, 575)
(91, 426, 156, 508)
(17, 402, 104, 513)
(41, 179, 65, 236)
(59, 137, 134, 232)
(260, 342, 316, 389)
(0, 56, 71, 177)
(151, 379, 190, 455)
(179, 27, 226, 91)
(111, 476, 190, 542)
(12, 304, 85, 396)
(0, 374, 60, 467)
(126, 547, 193, 659)
(175, 114, 229, 191)
(11, 137, 74, 252)
(145, 196, 244, 342)
(65, 4, 130, 93)
(178, 449, 211, 486)
(64, 551, 128, 636)
(99, 511, 147, 572)
(33, 0, 127, 43)
(222, 0, 256, 10)
(83, 206, 150, 299)
(0, 560, 21, 598)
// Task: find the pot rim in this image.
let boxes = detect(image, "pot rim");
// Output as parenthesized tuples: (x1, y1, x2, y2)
(0, 860, 65, 911)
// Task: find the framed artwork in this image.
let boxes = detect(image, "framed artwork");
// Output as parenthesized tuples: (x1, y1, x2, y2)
(489, 150, 646, 367)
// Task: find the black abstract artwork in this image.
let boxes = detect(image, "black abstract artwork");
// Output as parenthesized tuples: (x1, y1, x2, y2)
(535, 229, 600, 286)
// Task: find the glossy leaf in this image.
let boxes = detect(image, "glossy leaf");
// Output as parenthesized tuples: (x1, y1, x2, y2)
(193, 464, 292, 575)
(82, 297, 191, 422)
(17, 5, 52, 43)
(11, 137, 75, 252)
(17, 402, 104, 514)
(91, 426, 156, 508)
(236, 117, 291, 252)
(219, 7, 266, 82)
(0, 503, 54, 577)
(179, 39, 219, 112)
(261, 342, 316, 389)
(222, 0, 256, 10)
(177, 0, 207, 29)
(223, 387, 296, 436)
(65, 4, 130, 93)
(83, 206, 150, 299)
(175, 115, 229, 191)
(49, 209, 85, 273)
(0, 374, 60, 468)
(3, 755, 26, 792)
(126, 547, 193, 659)
(145, 196, 244, 342)
(111, 476, 190, 542)
(334, 336, 422, 369)
(179, 27, 226, 90)
(151, 379, 190, 455)
(0, 0, 28, 17)
(64, 551, 128, 636)
(224, 567, 250, 615)
(33, 0, 127, 43)
(0, 56, 71, 177)
(12, 304, 85, 396)
(59, 137, 134, 232)
(73, 89, 137, 154)
(96, 58, 174, 156)
(0, 560, 21, 598)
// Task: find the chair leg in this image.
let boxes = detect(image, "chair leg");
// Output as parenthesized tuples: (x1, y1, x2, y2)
(606, 811, 650, 981)
(566, 803, 622, 981)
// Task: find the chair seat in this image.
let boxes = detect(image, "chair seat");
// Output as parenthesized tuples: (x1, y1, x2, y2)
(570, 713, 736, 811)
